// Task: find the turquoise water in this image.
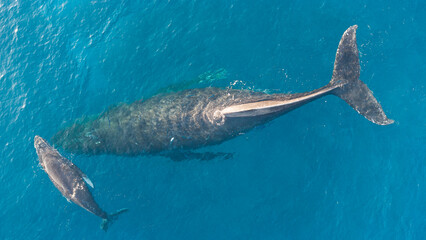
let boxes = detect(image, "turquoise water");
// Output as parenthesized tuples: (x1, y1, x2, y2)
(1, 0, 425, 239)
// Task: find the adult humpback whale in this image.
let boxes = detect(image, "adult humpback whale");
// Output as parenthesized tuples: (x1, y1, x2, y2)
(34, 136, 128, 230)
(52, 26, 393, 156)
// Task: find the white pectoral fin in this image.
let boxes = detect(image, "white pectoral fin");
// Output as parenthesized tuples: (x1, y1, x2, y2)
(221, 100, 289, 117)
(83, 175, 94, 188)
(221, 89, 334, 118)
(69, 162, 95, 188)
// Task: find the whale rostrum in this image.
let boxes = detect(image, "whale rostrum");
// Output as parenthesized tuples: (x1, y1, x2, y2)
(52, 25, 393, 156)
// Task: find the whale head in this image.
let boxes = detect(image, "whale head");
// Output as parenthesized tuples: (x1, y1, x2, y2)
(34, 135, 49, 153)
(34, 135, 59, 167)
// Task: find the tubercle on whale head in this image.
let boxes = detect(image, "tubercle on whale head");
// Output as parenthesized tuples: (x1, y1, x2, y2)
(34, 135, 51, 154)
(34, 135, 53, 167)
(34, 135, 46, 148)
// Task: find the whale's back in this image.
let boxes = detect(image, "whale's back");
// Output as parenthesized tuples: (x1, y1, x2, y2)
(52, 88, 273, 155)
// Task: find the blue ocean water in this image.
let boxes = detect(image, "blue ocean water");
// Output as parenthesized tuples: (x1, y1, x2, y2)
(0, 0, 425, 239)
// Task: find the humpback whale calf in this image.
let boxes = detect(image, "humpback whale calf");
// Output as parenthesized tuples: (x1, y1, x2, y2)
(52, 26, 393, 157)
(34, 136, 128, 231)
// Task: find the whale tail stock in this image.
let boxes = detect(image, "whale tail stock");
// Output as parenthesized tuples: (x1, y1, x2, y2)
(100, 208, 128, 232)
(328, 25, 393, 125)
(221, 26, 393, 125)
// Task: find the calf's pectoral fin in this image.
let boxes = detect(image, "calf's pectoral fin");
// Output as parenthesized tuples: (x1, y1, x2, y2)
(83, 175, 94, 188)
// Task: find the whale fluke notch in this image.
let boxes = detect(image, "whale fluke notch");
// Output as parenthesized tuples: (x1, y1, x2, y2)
(330, 25, 394, 125)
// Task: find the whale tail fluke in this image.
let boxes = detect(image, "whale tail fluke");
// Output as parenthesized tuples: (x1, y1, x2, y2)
(329, 25, 393, 125)
(100, 208, 129, 232)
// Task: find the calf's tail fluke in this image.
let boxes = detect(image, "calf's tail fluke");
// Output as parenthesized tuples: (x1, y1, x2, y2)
(329, 25, 394, 125)
(100, 208, 129, 232)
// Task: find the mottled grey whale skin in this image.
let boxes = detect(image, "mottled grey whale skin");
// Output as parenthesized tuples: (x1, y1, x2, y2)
(34, 136, 127, 231)
(52, 25, 393, 156)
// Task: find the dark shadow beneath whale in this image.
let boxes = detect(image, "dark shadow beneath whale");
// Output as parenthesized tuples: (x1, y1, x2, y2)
(52, 26, 393, 158)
